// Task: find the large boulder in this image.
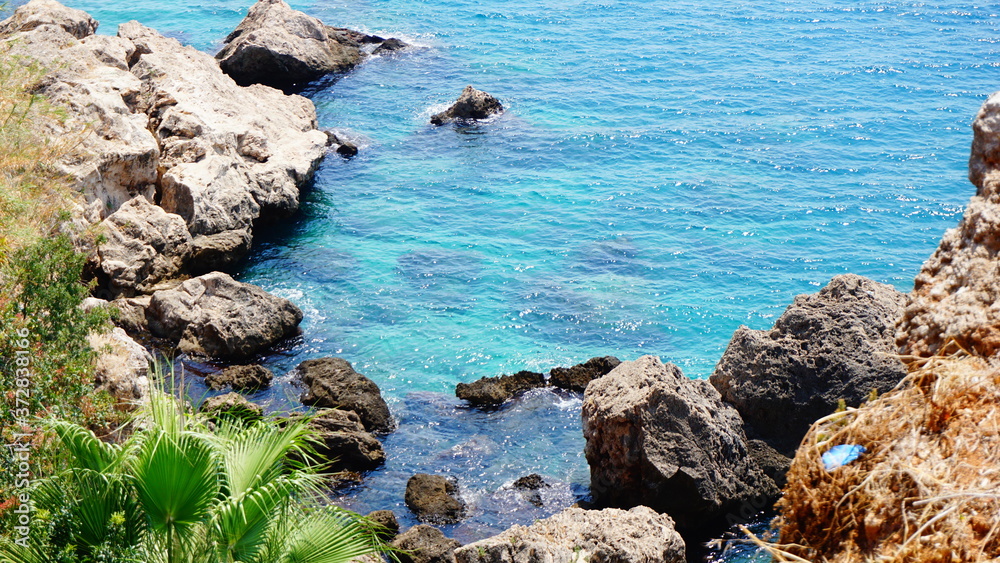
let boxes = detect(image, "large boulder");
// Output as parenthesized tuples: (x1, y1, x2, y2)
(89, 327, 151, 403)
(296, 357, 394, 433)
(200, 392, 264, 422)
(897, 92, 1000, 361)
(454, 506, 685, 563)
(392, 525, 461, 563)
(204, 364, 273, 391)
(582, 355, 777, 531)
(549, 356, 621, 392)
(215, 0, 362, 89)
(430, 86, 503, 125)
(710, 274, 908, 454)
(306, 409, 385, 472)
(455, 370, 544, 407)
(405, 474, 467, 524)
(146, 272, 303, 360)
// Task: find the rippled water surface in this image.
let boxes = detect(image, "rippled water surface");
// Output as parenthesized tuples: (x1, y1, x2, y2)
(50, 0, 1000, 557)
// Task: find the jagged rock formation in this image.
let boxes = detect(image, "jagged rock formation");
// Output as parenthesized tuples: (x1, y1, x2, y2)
(710, 274, 908, 454)
(305, 409, 385, 472)
(582, 355, 777, 531)
(549, 356, 621, 392)
(296, 357, 394, 433)
(431, 86, 503, 125)
(454, 506, 685, 563)
(204, 364, 273, 391)
(392, 525, 461, 563)
(405, 474, 467, 524)
(455, 370, 545, 407)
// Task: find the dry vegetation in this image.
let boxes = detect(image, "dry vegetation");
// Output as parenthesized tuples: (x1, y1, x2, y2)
(770, 353, 1000, 562)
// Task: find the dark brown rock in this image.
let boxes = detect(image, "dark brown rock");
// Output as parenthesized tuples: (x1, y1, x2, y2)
(204, 364, 273, 391)
(306, 409, 385, 472)
(748, 439, 792, 490)
(455, 371, 544, 407)
(392, 525, 461, 563)
(430, 86, 503, 125)
(372, 37, 407, 55)
(549, 356, 621, 392)
(405, 473, 467, 524)
(366, 510, 399, 541)
(200, 392, 263, 422)
(297, 357, 394, 433)
(512, 473, 550, 507)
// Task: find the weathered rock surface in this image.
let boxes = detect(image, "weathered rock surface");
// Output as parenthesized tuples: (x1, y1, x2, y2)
(512, 473, 550, 507)
(306, 409, 385, 472)
(897, 92, 1000, 361)
(748, 439, 792, 491)
(549, 356, 621, 392)
(455, 371, 544, 407)
(200, 392, 264, 422)
(430, 86, 503, 125)
(183, 229, 253, 274)
(710, 274, 907, 454)
(365, 510, 399, 541)
(89, 327, 151, 402)
(405, 474, 467, 524)
(454, 506, 685, 563)
(392, 525, 461, 563)
(215, 0, 362, 89)
(204, 364, 273, 391)
(146, 272, 302, 360)
(582, 355, 777, 531)
(296, 357, 394, 433)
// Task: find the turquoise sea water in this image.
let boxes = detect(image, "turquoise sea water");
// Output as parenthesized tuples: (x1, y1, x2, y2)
(50, 0, 1000, 556)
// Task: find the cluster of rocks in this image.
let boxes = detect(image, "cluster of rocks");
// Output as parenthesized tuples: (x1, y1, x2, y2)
(455, 356, 621, 407)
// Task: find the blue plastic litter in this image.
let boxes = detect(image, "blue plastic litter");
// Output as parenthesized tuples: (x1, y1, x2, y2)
(822, 444, 866, 471)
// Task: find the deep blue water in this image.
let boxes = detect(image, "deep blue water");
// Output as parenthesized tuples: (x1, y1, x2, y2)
(52, 0, 1000, 556)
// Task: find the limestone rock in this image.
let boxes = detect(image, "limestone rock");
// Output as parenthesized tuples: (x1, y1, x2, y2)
(392, 525, 461, 563)
(0, 0, 96, 38)
(454, 506, 685, 563)
(582, 355, 777, 531)
(296, 357, 394, 433)
(96, 197, 191, 298)
(215, 0, 362, 89)
(405, 474, 466, 524)
(306, 409, 385, 472)
(204, 364, 273, 391)
(455, 371, 544, 407)
(430, 86, 503, 125)
(182, 229, 253, 274)
(146, 272, 302, 360)
(549, 356, 621, 392)
(897, 91, 1000, 361)
(200, 392, 264, 422)
(710, 274, 907, 454)
(89, 327, 151, 403)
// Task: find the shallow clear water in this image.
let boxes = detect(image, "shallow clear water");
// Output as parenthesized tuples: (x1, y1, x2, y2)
(50, 0, 1000, 557)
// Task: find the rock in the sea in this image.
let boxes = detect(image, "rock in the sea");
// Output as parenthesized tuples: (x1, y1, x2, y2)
(365, 510, 399, 541)
(405, 473, 467, 524)
(454, 506, 685, 563)
(549, 356, 621, 392)
(200, 392, 264, 422)
(146, 272, 303, 360)
(582, 355, 777, 531)
(372, 37, 408, 55)
(296, 357, 394, 433)
(89, 327, 151, 403)
(215, 0, 362, 88)
(392, 525, 461, 563)
(897, 92, 1000, 361)
(204, 364, 273, 391)
(455, 370, 545, 407)
(710, 274, 907, 454)
(305, 409, 385, 472)
(95, 197, 191, 298)
(512, 473, 550, 507)
(430, 86, 503, 125)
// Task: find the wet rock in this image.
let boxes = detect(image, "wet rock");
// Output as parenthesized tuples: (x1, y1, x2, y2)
(329, 470, 363, 489)
(200, 392, 263, 422)
(582, 355, 777, 532)
(89, 327, 151, 403)
(455, 370, 545, 407)
(204, 364, 273, 391)
(372, 37, 408, 55)
(392, 525, 461, 563)
(146, 272, 303, 361)
(405, 473, 467, 524)
(296, 357, 394, 433)
(215, 0, 362, 88)
(430, 86, 503, 125)
(324, 131, 359, 158)
(512, 473, 550, 507)
(366, 510, 399, 541)
(549, 356, 621, 392)
(454, 506, 685, 563)
(710, 274, 907, 455)
(305, 409, 385, 472)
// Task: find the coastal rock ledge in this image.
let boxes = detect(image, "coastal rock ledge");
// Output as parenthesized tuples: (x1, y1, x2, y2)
(454, 506, 685, 563)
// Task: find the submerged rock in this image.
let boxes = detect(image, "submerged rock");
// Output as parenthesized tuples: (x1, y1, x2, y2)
(430, 86, 503, 125)
(549, 356, 621, 392)
(146, 272, 303, 360)
(582, 355, 777, 531)
(454, 506, 685, 563)
(215, 0, 361, 89)
(392, 525, 461, 563)
(405, 473, 467, 524)
(296, 357, 394, 434)
(204, 364, 273, 391)
(455, 370, 545, 407)
(710, 274, 907, 455)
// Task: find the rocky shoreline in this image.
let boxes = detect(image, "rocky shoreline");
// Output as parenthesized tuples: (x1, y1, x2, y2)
(6, 0, 998, 561)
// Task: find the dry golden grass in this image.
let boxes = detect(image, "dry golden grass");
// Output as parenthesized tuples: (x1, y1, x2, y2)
(771, 353, 1000, 562)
